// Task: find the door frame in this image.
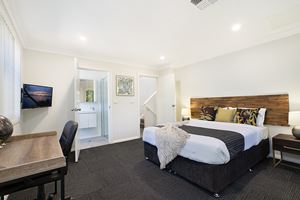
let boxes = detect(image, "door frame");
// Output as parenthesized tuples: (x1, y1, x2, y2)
(76, 64, 113, 144)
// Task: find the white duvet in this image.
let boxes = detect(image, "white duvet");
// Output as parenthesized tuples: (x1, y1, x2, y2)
(143, 119, 269, 165)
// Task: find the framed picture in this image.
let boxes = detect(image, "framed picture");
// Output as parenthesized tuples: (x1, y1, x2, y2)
(116, 75, 135, 96)
(86, 90, 94, 102)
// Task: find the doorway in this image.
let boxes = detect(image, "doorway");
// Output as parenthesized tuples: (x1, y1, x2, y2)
(139, 75, 158, 136)
(74, 68, 110, 161)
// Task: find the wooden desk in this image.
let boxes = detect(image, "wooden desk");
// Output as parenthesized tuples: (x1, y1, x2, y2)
(0, 132, 66, 200)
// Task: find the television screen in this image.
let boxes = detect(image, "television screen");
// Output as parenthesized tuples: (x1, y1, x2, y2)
(22, 84, 53, 109)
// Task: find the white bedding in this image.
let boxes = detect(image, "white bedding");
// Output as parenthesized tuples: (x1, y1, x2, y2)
(143, 119, 269, 165)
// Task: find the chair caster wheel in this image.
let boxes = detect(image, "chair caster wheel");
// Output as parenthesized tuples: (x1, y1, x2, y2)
(213, 193, 220, 198)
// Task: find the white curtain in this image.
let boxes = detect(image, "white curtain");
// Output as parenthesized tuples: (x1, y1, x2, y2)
(0, 16, 21, 123)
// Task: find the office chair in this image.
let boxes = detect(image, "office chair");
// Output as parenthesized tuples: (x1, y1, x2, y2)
(48, 121, 78, 200)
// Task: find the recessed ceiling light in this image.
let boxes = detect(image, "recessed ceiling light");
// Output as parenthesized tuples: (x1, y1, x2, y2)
(231, 24, 241, 32)
(160, 56, 165, 60)
(79, 36, 87, 41)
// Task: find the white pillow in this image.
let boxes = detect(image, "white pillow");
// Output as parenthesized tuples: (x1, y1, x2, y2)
(256, 108, 267, 127)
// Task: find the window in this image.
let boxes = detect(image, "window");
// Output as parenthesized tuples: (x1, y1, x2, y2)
(0, 16, 21, 124)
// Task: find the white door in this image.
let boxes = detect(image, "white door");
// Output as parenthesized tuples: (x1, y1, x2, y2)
(73, 58, 81, 162)
(157, 71, 176, 124)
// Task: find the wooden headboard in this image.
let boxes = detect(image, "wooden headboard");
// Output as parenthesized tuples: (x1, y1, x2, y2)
(190, 94, 289, 126)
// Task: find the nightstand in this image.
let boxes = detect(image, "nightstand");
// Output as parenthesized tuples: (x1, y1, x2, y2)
(272, 134, 300, 169)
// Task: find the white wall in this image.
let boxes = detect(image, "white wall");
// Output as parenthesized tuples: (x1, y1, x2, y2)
(175, 33, 300, 163)
(15, 50, 75, 135)
(176, 33, 300, 111)
(15, 49, 158, 143)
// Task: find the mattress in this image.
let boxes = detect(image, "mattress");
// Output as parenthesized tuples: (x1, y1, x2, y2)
(142, 119, 269, 165)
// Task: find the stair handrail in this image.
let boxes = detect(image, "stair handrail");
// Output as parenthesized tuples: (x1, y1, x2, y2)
(143, 91, 157, 106)
(145, 105, 157, 116)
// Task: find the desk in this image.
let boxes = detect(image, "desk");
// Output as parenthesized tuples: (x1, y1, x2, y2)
(0, 132, 66, 200)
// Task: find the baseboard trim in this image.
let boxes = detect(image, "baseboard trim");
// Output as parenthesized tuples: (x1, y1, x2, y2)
(112, 136, 141, 144)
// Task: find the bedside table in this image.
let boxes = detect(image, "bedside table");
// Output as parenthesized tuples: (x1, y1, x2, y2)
(272, 134, 300, 169)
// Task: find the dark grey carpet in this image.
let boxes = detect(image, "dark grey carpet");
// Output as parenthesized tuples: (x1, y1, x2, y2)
(9, 139, 300, 200)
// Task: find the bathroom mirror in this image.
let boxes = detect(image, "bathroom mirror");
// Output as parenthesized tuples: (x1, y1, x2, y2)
(80, 79, 96, 102)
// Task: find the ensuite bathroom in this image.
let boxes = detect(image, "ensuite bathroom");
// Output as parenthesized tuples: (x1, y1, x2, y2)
(77, 69, 109, 150)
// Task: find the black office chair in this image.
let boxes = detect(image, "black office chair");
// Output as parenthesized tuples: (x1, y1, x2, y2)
(48, 121, 78, 200)
(60, 121, 79, 162)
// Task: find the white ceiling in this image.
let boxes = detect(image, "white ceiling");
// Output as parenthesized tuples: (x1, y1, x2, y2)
(4, 0, 300, 69)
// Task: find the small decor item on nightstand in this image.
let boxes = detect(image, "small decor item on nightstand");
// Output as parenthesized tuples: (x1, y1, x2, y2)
(292, 126, 300, 139)
(289, 111, 300, 139)
(0, 115, 13, 148)
(181, 108, 190, 121)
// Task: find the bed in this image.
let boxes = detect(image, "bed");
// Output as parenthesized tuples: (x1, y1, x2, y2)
(143, 94, 289, 197)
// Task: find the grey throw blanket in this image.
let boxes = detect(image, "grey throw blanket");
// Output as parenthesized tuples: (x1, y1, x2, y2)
(155, 122, 190, 169)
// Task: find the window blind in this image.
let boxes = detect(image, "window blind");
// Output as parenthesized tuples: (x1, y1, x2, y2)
(0, 16, 21, 124)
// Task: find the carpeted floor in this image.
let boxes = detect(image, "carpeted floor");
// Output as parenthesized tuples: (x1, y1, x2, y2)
(9, 139, 300, 200)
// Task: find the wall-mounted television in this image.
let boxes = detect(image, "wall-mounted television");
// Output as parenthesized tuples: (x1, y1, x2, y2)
(22, 84, 53, 109)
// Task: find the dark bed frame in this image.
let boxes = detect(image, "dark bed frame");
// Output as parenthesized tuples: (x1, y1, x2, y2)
(143, 94, 289, 197)
(144, 139, 270, 197)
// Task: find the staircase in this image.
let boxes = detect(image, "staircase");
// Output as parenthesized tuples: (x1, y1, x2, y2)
(140, 91, 157, 129)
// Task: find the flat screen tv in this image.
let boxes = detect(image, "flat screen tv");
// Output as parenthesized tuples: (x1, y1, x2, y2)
(22, 84, 53, 109)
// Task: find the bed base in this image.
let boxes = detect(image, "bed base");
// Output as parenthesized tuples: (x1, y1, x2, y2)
(144, 139, 269, 195)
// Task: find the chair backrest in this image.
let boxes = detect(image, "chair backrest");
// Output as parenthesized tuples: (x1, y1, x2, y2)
(59, 121, 78, 159)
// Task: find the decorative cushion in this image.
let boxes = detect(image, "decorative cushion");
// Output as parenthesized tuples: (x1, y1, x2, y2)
(235, 108, 259, 126)
(215, 107, 237, 122)
(199, 106, 218, 121)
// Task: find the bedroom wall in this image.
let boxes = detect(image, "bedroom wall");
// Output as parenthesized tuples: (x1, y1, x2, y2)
(14, 50, 75, 135)
(175, 33, 300, 163)
(14, 49, 158, 143)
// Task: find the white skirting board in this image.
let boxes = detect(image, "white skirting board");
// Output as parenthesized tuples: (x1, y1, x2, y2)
(112, 136, 141, 144)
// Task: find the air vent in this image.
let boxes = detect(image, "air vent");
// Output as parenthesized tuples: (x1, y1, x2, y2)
(191, 0, 218, 10)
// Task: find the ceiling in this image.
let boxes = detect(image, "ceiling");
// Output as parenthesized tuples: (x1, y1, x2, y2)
(4, 0, 300, 69)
